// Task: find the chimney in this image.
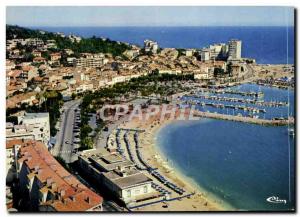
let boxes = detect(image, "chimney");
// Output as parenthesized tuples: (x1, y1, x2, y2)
(60, 189, 65, 197)
(46, 177, 52, 186)
(70, 195, 76, 202)
(51, 182, 57, 190)
(34, 165, 40, 172)
(85, 196, 91, 204)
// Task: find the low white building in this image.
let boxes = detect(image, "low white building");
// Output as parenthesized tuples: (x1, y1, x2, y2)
(78, 148, 154, 205)
(16, 112, 51, 146)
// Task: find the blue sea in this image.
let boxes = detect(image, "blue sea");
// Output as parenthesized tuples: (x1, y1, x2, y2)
(31, 26, 294, 64)
(157, 85, 295, 211)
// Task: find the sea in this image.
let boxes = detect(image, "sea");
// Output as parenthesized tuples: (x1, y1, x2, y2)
(31, 26, 294, 64)
(32, 26, 295, 210)
(155, 83, 295, 211)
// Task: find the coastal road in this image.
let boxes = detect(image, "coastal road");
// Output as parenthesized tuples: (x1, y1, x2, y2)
(53, 99, 81, 163)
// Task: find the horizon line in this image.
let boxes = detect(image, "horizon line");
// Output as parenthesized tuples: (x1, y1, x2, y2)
(8, 24, 295, 28)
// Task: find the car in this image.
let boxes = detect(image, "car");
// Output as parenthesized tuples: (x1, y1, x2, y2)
(65, 141, 70, 144)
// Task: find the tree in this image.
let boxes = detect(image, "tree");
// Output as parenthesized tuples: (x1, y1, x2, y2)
(214, 68, 225, 77)
(23, 53, 34, 62)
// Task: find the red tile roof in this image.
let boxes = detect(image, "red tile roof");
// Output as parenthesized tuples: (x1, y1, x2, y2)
(18, 140, 103, 211)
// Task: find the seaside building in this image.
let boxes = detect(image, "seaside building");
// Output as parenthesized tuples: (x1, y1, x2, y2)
(78, 148, 154, 205)
(209, 43, 228, 60)
(144, 40, 159, 54)
(185, 49, 195, 57)
(200, 49, 210, 62)
(15, 139, 103, 211)
(228, 39, 242, 60)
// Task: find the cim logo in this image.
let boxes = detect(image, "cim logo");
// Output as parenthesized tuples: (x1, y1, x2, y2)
(266, 196, 287, 204)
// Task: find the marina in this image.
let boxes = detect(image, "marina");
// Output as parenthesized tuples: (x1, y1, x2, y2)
(184, 94, 289, 107)
(180, 83, 294, 121)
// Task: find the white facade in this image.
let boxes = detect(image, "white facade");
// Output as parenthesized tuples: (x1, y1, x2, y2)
(144, 40, 159, 54)
(17, 113, 51, 146)
(200, 49, 210, 62)
(228, 39, 242, 60)
(74, 57, 108, 68)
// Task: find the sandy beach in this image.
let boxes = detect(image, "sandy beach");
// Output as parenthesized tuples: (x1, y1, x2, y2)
(118, 106, 233, 211)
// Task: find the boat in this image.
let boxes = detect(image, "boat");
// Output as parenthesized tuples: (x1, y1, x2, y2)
(288, 127, 295, 137)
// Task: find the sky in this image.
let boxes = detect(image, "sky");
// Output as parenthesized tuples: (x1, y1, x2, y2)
(6, 6, 294, 27)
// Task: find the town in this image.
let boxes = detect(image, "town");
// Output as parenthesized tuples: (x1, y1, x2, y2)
(6, 25, 294, 212)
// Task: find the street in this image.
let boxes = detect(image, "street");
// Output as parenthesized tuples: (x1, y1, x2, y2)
(53, 99, 81, 163)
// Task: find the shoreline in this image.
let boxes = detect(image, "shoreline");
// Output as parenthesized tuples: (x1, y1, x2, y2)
(152, 119, 235, 210)
(120, 108, 234, 211)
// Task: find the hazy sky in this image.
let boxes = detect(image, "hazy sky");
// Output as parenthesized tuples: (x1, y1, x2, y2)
(6, 6, 294, 27)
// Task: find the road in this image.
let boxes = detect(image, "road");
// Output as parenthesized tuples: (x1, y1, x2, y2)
(53, 99, 81, 163)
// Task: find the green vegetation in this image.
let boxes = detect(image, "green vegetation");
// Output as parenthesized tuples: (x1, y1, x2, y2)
(7, 25, 130, 57)
(176, 48, 186, 57)
(214, 67, 225, 77)
(42, 91, 63, 136)
(80, 124, 93, 149)
(81, 72, 194, 112)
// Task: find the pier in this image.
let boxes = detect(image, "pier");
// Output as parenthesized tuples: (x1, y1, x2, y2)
(193, 110, 294, 126)
(185, 100, 267, 114)
(195, 89, 264, 98)
(184, 94, 289, 107)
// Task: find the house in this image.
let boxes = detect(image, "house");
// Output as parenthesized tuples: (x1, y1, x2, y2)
(32, 51, 42, 57)
(50, 53, 61, 62)
(33, 57, 46, 64)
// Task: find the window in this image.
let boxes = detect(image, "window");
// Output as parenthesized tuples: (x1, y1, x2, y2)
(144, 186, 148, 193)
(126, 190, 131, 198)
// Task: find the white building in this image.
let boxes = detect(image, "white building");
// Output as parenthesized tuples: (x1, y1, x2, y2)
(144, 40, 159, 54)
(185, 49, 195, 57)
(78, 148, 154, 205)
(228, 39, 242, 60)
(74, 57, 108, 68)
(200, 49, 210, 62)
(209, 43, 228, 60)
(16, 112, 51, 146)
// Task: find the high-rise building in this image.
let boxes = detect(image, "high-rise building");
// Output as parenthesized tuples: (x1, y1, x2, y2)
(200, 49, 210, 62)
(228, 39, 242, 60)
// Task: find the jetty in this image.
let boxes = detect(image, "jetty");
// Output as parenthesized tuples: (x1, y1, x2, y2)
(184, 94, 289, 107)
(185, 100, 266, 113)
(196, 89, 264, 98)
(193, 110, 294, 126)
